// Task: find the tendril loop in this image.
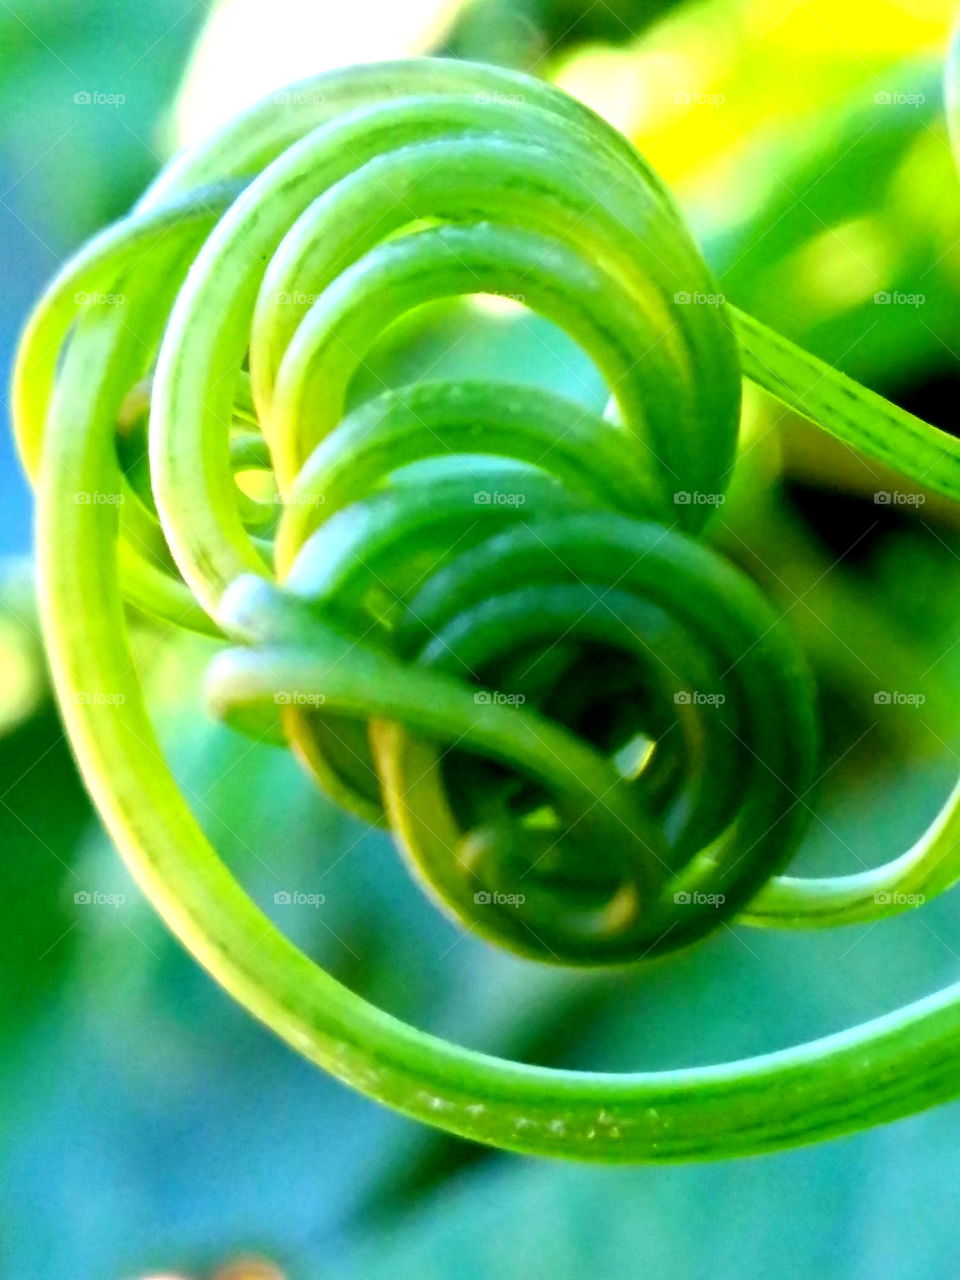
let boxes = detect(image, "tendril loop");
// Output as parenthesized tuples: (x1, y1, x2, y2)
(15, 56, 960, 1159)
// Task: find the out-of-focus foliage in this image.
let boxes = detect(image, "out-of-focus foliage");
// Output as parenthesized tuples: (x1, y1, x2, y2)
(0, 0, 205, 556)
(173, 0, 463, 147)
(438, 0, 684, 67)
(3, 0, 960, 1277)
(554, 0, 959, 391)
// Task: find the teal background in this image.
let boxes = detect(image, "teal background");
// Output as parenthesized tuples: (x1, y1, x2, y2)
(2, 2, 960, 1276)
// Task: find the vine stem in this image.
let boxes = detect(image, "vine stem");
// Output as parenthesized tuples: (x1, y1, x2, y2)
(19, 54, 960, 1159)
(37, 323, 960, 1158)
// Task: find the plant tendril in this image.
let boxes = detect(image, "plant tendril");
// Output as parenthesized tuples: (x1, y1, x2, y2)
(14, 56, 960, 1160)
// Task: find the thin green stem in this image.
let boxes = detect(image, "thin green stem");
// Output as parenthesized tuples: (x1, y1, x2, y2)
(17, 54, 960, 1161)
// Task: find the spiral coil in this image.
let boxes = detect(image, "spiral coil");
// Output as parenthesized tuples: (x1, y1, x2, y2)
(14, 57, 960, 1158)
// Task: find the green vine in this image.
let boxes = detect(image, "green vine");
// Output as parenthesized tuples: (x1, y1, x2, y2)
(13, 55, 960, 1160)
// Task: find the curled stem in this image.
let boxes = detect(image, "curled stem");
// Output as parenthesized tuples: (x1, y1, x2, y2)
(16, 55, 960, 1160)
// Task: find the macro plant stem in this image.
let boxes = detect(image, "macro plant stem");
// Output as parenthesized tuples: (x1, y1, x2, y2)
(15, 54, 960, 1160)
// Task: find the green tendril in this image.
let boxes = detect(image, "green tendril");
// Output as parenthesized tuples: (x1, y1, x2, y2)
(14, 55, 960, 1161)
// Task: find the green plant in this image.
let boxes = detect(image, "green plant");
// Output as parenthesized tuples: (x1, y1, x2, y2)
(13, 53, 960, 1162)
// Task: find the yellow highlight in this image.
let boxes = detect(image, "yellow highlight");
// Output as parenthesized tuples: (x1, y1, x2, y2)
(555, 0, 955, 213)
(788, 218, 892, 310)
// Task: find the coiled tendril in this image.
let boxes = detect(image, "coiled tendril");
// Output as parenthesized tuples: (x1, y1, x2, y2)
(14, 56, 960, 1159)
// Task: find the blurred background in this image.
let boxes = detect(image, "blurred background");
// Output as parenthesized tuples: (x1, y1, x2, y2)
(2, 0, 960, 1276)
